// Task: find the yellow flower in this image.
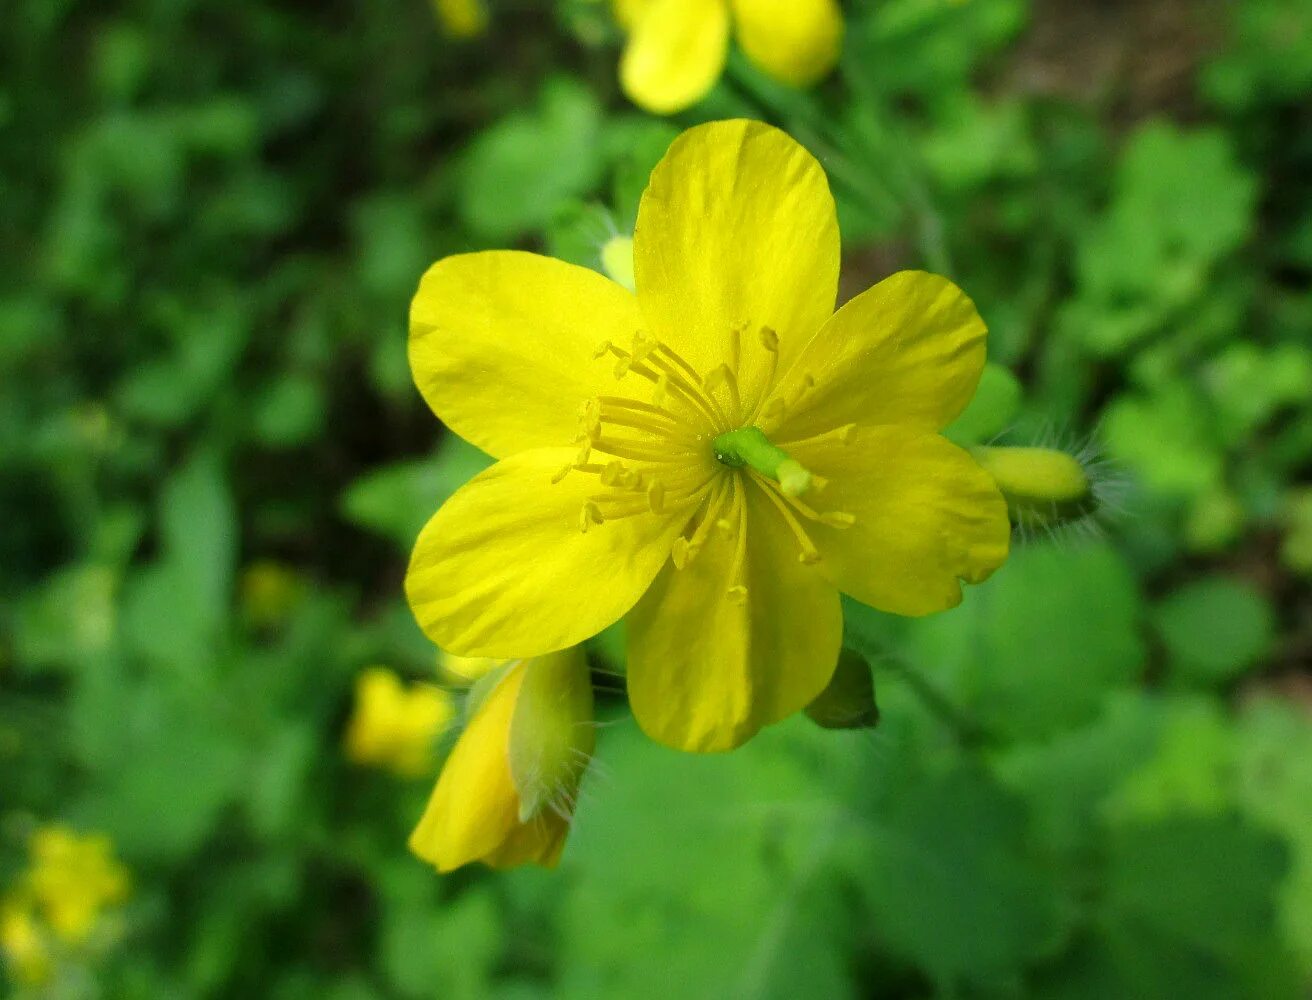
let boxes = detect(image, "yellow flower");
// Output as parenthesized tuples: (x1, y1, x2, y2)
(344, 667, 456, 778)
(409, 650, 594, 873)
(25, 827, 129, 945)
(1, 896, 51, 986)
(615, 0, 843, 114)
(433, 0, 487, 39)
(407, 119, 1009, 752)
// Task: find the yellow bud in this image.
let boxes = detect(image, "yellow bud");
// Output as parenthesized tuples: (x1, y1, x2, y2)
(409, 650, 594, 873)
(600, 235, 636, 293)
(971, 446, 1096, 530)
(805, 650, 879, 730)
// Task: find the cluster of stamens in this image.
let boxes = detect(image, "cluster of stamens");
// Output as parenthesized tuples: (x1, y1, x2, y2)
(552, 326, 859, 582)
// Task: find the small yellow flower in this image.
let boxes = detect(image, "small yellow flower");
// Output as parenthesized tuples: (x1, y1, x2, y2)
(25, 827, 129, 945)
(344, 667, 456, 778)
(407, 120, 1009, 753)
(615, 0, 843, 114)
(409, 650, 594, 873)
(1, 896, 51, 986)
(433, 0, 487, 39)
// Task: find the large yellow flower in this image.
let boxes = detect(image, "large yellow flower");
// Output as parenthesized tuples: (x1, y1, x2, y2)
(616, 0, 843, 114)
(407, 119, 1009, 753)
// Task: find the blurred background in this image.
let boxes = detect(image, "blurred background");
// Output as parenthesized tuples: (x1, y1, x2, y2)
(2, 0, 1311, 997)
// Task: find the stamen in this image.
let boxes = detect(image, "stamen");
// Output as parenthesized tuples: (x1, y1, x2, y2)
(551, 463, 573, 485)
(647, 480, 666, 515)
(703, 363, 741, 421)
(726, 585, 748, 605)
(578, 501, 604, 534)
(750, 472, 823, 564)
(758, 325, 779, 390)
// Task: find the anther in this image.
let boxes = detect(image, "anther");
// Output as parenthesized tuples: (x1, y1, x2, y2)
(758, 326, 779, 353)
(819, 511, 856, 529)
(600, 461, 626, 486)
(579, 501, 604, 534)
(671, 537, 690, 570)
(760, 398, 786, 424)
(551, 463, 573, 485)
(727, 585, 748, 605)
(838, 424, 857, 445)
(647, 481, 666, 515)
(714, 518, 734, 535)
(592, 340, 612, 360)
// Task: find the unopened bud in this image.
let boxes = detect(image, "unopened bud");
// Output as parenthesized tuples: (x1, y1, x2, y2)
(805, 650, 879, 730)
(971, 446, 1097, 531)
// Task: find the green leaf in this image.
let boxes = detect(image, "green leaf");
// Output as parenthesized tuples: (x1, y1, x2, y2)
(867, 542, 1145, 742)
(850, 765, 1068, 987)
(945, 362, 1023, 445)
(458, 76, 604, 242)
(1153, 576, 1275, 684)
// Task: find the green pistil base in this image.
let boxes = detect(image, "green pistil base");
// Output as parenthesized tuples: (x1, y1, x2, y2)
(713, 427, 813, 496)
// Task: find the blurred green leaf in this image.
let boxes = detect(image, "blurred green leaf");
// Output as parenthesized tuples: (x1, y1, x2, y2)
(458, 76, 604, 242)
(1153, 577, 1275, 685)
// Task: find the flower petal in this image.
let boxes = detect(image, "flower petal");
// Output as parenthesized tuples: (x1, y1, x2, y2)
(767, 271, 987, 442)
(730, 0, 843, 87)
(633, 119, 840, 419)
(410, 251, 643, 459)
(625, 476, 843, 752)
(619, 0, 730, 114)
(407, 448, 691, 658)
(788, 426, 1010, 616)
(409, 662, 526, 872)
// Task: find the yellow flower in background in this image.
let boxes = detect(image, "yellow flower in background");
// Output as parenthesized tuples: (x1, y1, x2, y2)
(433, 0, 487, 39)
(407, 119, 1009, 753)
(1, 897, 51, 985)
(26, 827, 129, 944)
(344, 667, 456, 778)
(410, 650, 594, 873)
(615, 0, 843, 114)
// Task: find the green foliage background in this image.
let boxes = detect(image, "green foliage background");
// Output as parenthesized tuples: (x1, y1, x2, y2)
(2, 0, 1311, 997)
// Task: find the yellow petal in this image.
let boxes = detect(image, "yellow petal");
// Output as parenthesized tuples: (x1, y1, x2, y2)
(766, 271, 987, 443)
(730, 0, 843, 87)
(407, 448, 691, 658)
(633, 120, 839, 418)
(409, 662, 527, 872)
(625, 476, 843, 751)
(620, 0, 730, 114)
(787, 426, 1010, 616)
(410, 252, 643, 459)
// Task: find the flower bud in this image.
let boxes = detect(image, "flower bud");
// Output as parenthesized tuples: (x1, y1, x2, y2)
(409, 650, 594, 873)
(971, 446, 1097, 531)
(805, 649, 879, 730)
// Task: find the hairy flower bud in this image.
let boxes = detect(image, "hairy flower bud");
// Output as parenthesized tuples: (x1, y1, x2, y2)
(409, 650, 594, 873)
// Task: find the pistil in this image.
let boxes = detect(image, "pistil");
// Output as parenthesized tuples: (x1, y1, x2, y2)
(712, 427, 815, 497)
